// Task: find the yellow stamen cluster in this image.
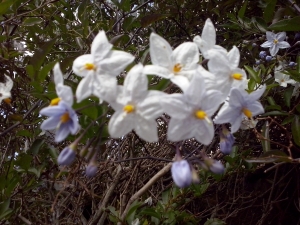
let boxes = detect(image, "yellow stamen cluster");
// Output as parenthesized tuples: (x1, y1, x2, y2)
(273, 39, 278, 44)
(3, 98, 11, 104)
(173, 63, 182, 73)
(123, 104, 135, 113)
(195, 110, 207, 120)
(232, 73, 243, 80)
(60, 113, 70, 123)
(84, 63, 96, 70)
(50, 97, 61, 106)
(242, 108, 252, 118)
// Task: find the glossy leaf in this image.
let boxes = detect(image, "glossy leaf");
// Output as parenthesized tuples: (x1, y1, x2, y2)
(292, 116, 300, 147)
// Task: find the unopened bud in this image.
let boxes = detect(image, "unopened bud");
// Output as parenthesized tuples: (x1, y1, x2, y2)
(57, 146, 76, 166)
(85, 162, 97, 178)
(171, 160, 192, 188)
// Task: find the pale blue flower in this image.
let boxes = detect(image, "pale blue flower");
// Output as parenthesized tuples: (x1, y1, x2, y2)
(86, 162, 98, 178)
(220, 126, 235, 155)
(40, 101, 79, 142)
(201, 157, 225, 174)
(58, 146, 76, 166)
(171, 160, 192, 188)
(261, 31, 290, 56)
(215, 86, 266, 133)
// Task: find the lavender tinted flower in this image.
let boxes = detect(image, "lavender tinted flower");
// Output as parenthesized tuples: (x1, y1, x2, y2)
(265, 56, 272, 62)
(202, 158, 225, 174)
(171, 160, 192, 188)
(57, 146, 76, 166)
(289, 62, 297, 67)
(255, 60, 261, 65)
(86, 163, 98, 178)
(220, 126, 235, 155)
(40, 101, 80, 142)
(259, 51, 267, 59)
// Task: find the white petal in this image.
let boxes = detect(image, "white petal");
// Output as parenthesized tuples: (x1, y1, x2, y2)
(56, 84, 74, 106)
(41, 116, 60, 130)
(55, 124, 70, 142)
(143, 65, 172, 78)
(171, 75, 191, 92)
(149, 33, 172, 67)
(184, 72, 206, 106)
(247, 101, 264, 116)
(123, 64, 148, 101)
(167, 118, 196, 142)
(249, 85, 266, 101)
(99, 50, 134, 76)
(260, 41, 273, 48)
(95, 75, 118, 103)
(171, 42, 199, 70)
(53, 63, 64, 86)
(227, 46, 240, 69)
(193, 120, 214, 145)
(202, 18, 216, 49)
(160, 94, 190, 119)
(207, 53, 230, 76)
(138, 91, 166, 120)
(76, 75, 94, 102)
(2, 75, 13, 91)
(269, 44, 279, 56)
(91, 31, 113, 61)
(277, 41, 291, 49)
(108, 111, 135, 138)
(201, 90, 223, 116)
(230, 115, 243, 133)
(72, 54, 95, 77)
(135, 117, 158, 142)
(266, 31, 276, 41)
(276, 32, 286, 42)
(193, 35, 210, 58)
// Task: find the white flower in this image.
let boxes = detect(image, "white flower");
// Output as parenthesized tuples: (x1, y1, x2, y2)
(50, 63, 74, 106)
(292, 82, 300, 98)
(143, 33, 199, 91)
(215, 86, 266, 133)
(72, 31, 135, 102)
(261, 31, 290, 56)
(204, 47, 247, 99)
(193, 18, 227, 59)
(0, 75, 13, 104)
(274, 71, 295, 87)
(160, 73, 223, 145)
(108, 64, 165, 142)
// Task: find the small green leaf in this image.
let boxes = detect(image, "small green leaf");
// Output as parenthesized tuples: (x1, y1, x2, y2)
(268, 16, 300, 31)
(204, 218, 226, 225)
(0, 0, 17, 15)
(0, 199, 10, 216)
(39, 61, 56, 81)
(261, 121, 270, 153)
(262, 111, 289, 116)
(141, 14, 168, 28)
(284, 86, 294, 108)
(140, 208, 161, 219)
(292, 116, 300, 147)
(263, 0, 277, 23)
(23, 17, 43, 26)
(28, 139, 45, 156)
(244, 65, 261, 83)
(238, 0, 248, 19)
(281, 115, 294, 125)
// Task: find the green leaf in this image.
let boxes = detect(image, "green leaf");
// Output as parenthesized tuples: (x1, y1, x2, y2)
(140, 208, 161, 219)
(284, 86, 294, 108)
(30, 38, 57, 78)
(162, 190, 170, 204)
(23, 17, 43, 26)
(292, 115, 300, 147)
(263, 0, 277, 23)
(39, 61, 56, 81)
(0, 0, 17, 16)
(244, 65, 261, 83)
(15, 154, 32, 170)
(238, 0, 248, 19)
(120, 0, 131, 11)
(297, 55, 300, 74)
(141, 14, 168, 28)
(28, 139, 45, 156)
(204, 218, 226, 225)
(16, 130, 32, 137)
(0, 199, 10, 216)
(26, 65, 35, 79)
(28, 168, 40, 178)
(245, 150, 292, 163)
(268, 16, 300, 31)
(262, 111, 289, 116)
(282, 115, 295, 125)
(126, 201, 143, 224)
(261, 121, 270, 153)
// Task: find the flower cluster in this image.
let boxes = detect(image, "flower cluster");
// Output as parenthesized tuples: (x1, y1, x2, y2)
(39, 18, 293, 182)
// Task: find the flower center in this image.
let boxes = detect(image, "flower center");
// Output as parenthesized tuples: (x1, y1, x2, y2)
(232, 73, 243, 80)
(242, 108, 252, 118)
(3, 98, 11, 104)
(50, 97, 61, 106)
(60, 112, 70, 123)
(84, 63, 96, 70)
(273, 39, 278, 44)
(195, 110, 207, 119)
(173, 63, 182, 73)
(123, 104, 135, 113)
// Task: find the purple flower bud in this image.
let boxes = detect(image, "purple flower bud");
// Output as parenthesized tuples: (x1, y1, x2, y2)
(259, 51, 267, 59)
(209, 160, 225, 174)
(252, 43, 257, 47)
(57, 146, 76, 166)
(265, 55, 272, 62)
(289, 62, 297, 67)
(255, 60, 261, 65)
(220, 127, 235, 155)
(85, 163, 98, 178)
(171, 160, 192, 188)
(202, 158, 225, 174)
